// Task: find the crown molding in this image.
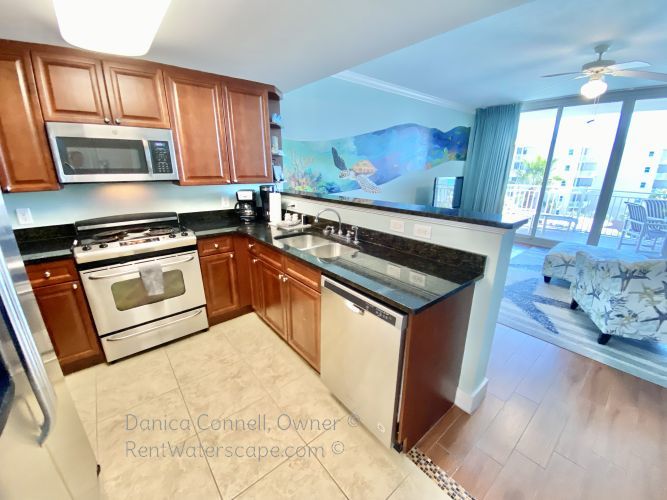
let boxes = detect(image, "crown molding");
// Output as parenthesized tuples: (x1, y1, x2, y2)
(332, 70, 474, 114)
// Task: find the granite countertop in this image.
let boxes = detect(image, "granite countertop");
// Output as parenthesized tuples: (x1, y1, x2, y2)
(16, 210, 486, 313)
(182, 211, 485, 313)
(280, 190, 529, 230)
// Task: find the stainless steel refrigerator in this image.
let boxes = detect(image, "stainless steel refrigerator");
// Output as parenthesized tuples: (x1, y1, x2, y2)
(0, 194, 99, 499)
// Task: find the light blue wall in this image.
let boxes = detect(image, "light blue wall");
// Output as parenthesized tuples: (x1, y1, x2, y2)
(280, 77, 474, 204)
(3, 183, 257, 228)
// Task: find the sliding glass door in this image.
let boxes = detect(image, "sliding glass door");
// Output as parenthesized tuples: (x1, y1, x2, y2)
(535, 102, 622, 242)
(507, 87, 667, 253)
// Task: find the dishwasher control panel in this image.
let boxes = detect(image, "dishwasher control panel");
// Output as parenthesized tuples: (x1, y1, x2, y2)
(323, 278, 402, 328)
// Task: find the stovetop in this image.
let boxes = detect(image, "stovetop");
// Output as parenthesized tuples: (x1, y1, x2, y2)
(73, 212, 197, 265)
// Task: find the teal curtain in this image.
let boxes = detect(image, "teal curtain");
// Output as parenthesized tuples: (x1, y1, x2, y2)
(460, 103, 521, 215)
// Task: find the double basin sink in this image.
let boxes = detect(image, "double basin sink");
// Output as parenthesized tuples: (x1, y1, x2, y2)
(275, 233, 357, 259)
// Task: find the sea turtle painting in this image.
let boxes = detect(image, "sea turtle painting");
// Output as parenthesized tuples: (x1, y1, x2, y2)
(331, 147, 381, 193)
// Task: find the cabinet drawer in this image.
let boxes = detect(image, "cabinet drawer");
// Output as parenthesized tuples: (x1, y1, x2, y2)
(248, 240, 283, 270)
(197, 235, 234, 256)
(284, 256, 321, 291)
(27, 259, 78, 288)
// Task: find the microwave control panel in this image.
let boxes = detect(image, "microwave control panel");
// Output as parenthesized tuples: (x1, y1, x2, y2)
(148, 141, 174, 174)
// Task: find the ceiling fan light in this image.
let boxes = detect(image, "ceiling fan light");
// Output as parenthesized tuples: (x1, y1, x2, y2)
(580, 76, 608, 99)
(53, 0, 171, 56)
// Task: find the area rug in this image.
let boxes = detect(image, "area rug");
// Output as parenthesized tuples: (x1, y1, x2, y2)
(498, 245, 667, 387)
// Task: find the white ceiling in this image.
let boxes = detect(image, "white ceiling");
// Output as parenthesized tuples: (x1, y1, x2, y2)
(0, 0, 527, 92)
(349, 0, 667, 108)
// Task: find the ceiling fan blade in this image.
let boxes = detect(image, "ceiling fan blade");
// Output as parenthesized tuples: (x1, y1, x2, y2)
(613, 69, 667, 82)
(574, 74, 589, 79)
(541, 71, 581, 78)
(608, 61, 650, 71)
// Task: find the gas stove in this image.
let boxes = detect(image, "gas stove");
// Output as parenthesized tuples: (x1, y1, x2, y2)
(73, 212, 197, 265)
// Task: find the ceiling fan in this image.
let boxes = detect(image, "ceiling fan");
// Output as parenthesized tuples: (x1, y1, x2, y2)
(541, 44, 667, 99)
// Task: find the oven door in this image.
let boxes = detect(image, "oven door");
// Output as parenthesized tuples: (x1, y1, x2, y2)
(46, 122, 178, 183)
(79, 250, 206, 336)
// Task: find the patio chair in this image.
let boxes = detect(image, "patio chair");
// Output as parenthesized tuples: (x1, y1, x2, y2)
(617, 202, 667, 251)
(643, 198, 667, 221)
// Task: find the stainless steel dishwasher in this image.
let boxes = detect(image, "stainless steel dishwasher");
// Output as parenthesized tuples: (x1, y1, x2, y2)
(320, 276, 407, 448)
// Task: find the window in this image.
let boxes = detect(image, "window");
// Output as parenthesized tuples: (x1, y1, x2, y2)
(568, 149, 574, 156)
(516, 146, 522, 155)
(560, 180, 567, 187)
(644, 167, 651, 173)
(649, 151, 655, 157)
(574, 178, 593, 187)
(640, 182, 647, 188)
(564, 165, 571, 171)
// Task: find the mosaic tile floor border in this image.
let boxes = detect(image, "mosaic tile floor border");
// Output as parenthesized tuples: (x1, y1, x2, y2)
(408, 448, 474, 500)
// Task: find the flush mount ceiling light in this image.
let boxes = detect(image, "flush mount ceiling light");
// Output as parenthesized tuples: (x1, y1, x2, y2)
(53, 0, 171, 56)
(580, 74, 608, 99)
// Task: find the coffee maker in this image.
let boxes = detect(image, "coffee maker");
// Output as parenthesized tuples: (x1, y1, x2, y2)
(258, 184, 274, 220)
(235, 190, 257, 223)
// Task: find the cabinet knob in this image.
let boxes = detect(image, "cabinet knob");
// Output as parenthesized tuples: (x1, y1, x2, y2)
(230, 253, 234, 259)
(213, 243, 219, 249)
(6, 186, 11, 192)
(115, 118, 121, 124)
(282, 276, 288, 283)
(104, 117, 111, 124)
(72, 283, 78, 290)
(252, 258, 258, 263)
(248, 243, 255, 249)
(43, 271, 51, 279)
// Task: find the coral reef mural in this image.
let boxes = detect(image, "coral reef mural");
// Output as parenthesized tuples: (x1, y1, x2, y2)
(283, 123, 470, 194)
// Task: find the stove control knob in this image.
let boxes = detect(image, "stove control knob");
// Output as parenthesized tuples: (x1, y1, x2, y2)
(181, 231, 188, 236)
(82, 245, 91, 251)
(99, 243, 108, 249)
(169, 234, 176, 239)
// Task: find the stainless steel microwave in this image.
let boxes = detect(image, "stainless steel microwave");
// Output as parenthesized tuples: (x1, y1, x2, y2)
(46, 122, 179, 183)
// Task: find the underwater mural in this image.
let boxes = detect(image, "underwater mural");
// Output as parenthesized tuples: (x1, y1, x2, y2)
(283, 123, 470, 194)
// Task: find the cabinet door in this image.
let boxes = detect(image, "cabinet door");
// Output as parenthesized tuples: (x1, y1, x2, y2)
(260, 261, 286, 338)
(249, 256, 264, 314)
(34, 281, 103, 374)
(165, 70, 231, 185)
(200, 252, 239, 321)
(103, 60, 170, 128)
(32, 49, 111, 124)
(224, 83, 272, 183)
(285, 276, 321, 371)
(0, 42, 59, 192)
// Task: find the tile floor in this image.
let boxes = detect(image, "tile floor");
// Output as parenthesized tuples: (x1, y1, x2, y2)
(66, 313, 449, 500)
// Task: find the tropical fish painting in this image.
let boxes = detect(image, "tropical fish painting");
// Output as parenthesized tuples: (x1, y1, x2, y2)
(283, 123, 470, 195)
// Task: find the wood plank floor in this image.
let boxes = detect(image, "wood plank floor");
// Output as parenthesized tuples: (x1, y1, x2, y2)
(417, 323, 667, 500)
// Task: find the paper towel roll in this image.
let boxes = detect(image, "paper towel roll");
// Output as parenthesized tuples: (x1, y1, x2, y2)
(269, 192, 282, 223)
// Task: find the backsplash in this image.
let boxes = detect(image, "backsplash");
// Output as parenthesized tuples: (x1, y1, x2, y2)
(3, 182, 267, 228)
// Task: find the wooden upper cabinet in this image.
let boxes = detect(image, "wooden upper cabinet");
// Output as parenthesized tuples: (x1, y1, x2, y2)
(0, 41, 59, 192)
(103, 60, 170, 128)
(165, 69, 230, 185)
(31, 49, 111, 124)
(224, 82, 272, 183)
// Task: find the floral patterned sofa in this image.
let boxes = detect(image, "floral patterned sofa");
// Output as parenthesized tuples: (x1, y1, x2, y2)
(570, 250, 667, 345)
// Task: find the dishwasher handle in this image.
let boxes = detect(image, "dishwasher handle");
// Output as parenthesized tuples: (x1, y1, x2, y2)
(345, 300, 365, 315)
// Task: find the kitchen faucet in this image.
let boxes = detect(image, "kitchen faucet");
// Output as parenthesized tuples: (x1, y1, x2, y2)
(315, 208, 343, 235)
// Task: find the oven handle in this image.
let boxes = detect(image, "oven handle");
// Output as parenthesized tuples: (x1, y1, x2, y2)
(106, 309, 204, 342)
(87, 255, 195, 280)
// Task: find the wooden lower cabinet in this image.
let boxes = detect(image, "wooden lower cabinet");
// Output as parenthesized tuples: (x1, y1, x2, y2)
(33, 280, 103, 374)
(259, 260, 286, 338)
(200, 251, 240, 323)
(284, 275, 320, 371)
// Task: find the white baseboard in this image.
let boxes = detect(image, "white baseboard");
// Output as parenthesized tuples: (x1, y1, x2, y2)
(454, 378, 488, 414)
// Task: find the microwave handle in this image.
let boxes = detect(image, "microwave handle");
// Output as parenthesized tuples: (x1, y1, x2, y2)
(142, 139, 153, 176)
(87, 254, 195, 281)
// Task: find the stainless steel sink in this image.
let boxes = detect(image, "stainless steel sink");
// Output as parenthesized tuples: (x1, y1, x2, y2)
(277, 233, 357, 259)
(276, 234, 332, 250)
(306, 243, 357, 259)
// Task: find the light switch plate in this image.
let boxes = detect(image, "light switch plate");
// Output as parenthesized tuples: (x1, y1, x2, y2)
(16, 208, 33, 225)
(386, 264, 401, 278)
(413, 223, 432, 239)
(409, 271, 427, 287)
(389, 219, 405, 233)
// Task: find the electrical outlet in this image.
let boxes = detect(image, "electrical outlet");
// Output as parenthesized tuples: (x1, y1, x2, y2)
(413, 223, 432, 239)
(386, 264, 401, 278)
(409, 271, 426, 287)
(389, 219, 405, 233)
(221, 196, 233, 209)
(16, 208, 33, 225)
